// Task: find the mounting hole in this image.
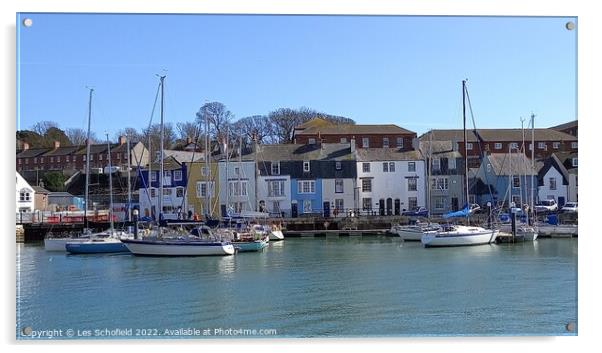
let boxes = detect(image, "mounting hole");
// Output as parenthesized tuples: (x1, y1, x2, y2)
(565, 21, 575, 30)
(23, 18, 33, 27)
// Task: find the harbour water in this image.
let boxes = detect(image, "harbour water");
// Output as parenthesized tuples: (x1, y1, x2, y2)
(16, 237, 577, 338)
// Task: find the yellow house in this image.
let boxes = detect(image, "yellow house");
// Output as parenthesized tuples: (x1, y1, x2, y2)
(186, 160, 220, 218)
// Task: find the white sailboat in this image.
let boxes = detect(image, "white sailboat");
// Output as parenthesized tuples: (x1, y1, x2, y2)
(121, 75, 234, 256)
(421, 80, 498, 247)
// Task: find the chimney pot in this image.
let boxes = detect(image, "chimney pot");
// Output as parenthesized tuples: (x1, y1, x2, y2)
(53, 140, 60, 149)
(119, 136, 126, 145)
(22, 142, 30, 151)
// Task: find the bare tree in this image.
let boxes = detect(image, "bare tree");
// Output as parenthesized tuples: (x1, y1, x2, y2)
(268, 108, 307, 143)
(66, 128, 98, 146)
(31, 121, 59, 135)
(141, 123, 176, 153)
(115, 127, 142, 142)
(196, 102, 234, 152)
(233, 115, 277, 145)
(176, 121, 200, 140)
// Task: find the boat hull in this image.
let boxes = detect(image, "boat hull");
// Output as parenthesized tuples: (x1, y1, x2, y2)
(234, 239, 269, 252)
(44, 238, 89, 251)
(421, 228, 498, 247)
(65, 240, 129, 254)
(499, 225, 538, 241)
(538, 224, 578, 237)
(397, 228, 424, 241)
(121, 239, 235, 256)
(268, 230, 284, 241)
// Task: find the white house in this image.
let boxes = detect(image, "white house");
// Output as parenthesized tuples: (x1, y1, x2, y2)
(218, 155, 257, 216)
(16, 171, 35, 213)
(355, 149, 426, 215)
(257, 175, 292, 216)
(537, 154, 570, 206)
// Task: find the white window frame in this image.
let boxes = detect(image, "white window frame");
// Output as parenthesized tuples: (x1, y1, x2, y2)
(572, 158, 578, 167)
(389, 162, 395, 172)
(362, 179, 372, 192)
(466, 143, 473, 150)
(335, 199, 344, 212)
(308, 138, 316, 145)
(432, 158, 440, 171)
(571, 142, 578, 149)
(228, 180, 248, 197)
(408, 178, 417, 191)
(297, 180, 315, 194)
(432, 177, 449, 191)
(448, 157, 456, 170)
(382, 162, 389, 172)
(362, 198, 372, 211)
(335, 179, 344, 193)
(201, 166, 208, 176)
(335, 161, 342, 170)
(268, 180, 285, 197)
(549, 177, 557, 190)
(553, 142, 560, 149)
(174, 170, 183, 181)
(408, 197, 418, 210)
(362, 162, 370, 173)
(383, 137, 389, 148)
(362, 137, 369, 148)
(396, 137, 403, 148)
(513, 176, 520, 188)
(538, 142, 547, 150)
(340, 137, 347, 144)
(303, 199, 312, 213)
(434, 196, 445, 209)
(303, 161, 310, 172)
(271, 161, 280, 175)
(494, 143, 502, 150)
(408, 162, 416, 172)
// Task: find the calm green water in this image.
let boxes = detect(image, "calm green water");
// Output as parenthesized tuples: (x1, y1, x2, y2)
(16, 237, 577, 339)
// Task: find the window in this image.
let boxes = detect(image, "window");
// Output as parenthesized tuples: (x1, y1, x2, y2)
(513, 176, 520, 188)
(408, 162, 416, 172)
(549, 177, 557, 190)
(362, 163, 370, 173)
(362, 198, 372, 211)
(396, 137, 403, 148)
(572, 158, 578, 167)
(448, 157, 456, 170)
(176, 187, 184, 198)
(174, 170, 183, 181)
(98, 154, 102, 161)
(494, 143, 502, 150)
(116, 153, 121, 160)
(19, 191, 31, 202)
(466, 143, 473, 150)
(335, 199, 344, 212)
(82, 155, 86, 162)
(303, 200, 312, 213)
(553, 142, 560, 149)
(362, 179, 372, 192)
(89, 155, 94, 161)
(18, 159, 21, 165)
(383, 162, 389, 172)
(487, 163, 491, 173)
(510, 142, 519, 150)
(196, 182, 214, 198)
(340, 137, 347, 143)
(383, 137, 389, 148)
(271, 162, 280, 175)
(201, 167, 208, 176)
(303, 161, 310, 172)
(33, 157, 37, 164)
(268, 180, 285, 197)
(229, 181, 248, 197)
(150, 171, 157, 182)
(73, 155, 77, 162)
(50, 157, 54, 163)
(25, 158, 29, 165)
(164, 170, 171, 179)
(362, 137, 369, 148)
(272, 201, 281, 213)
(389, 162, 395, 172)
(408, 178, 417, 191)
(234, 167, 240, 176)
(431, 177, 449, 191)
(150, 188, 156, 198)
(408, 197, 418, 210)
(432, 158, 440, 171)
(434, 196, 445, 209)
(538, 142, 547, 150)
(571, 142, 577, 149)
(335, 179, 344, 193)
(335, 161, 342, 170)
(297, 180, 315, 194)
(65, 156, 70, 162)
(308, 138, 316, 145)
(57, 156, 61, 162)
(163, 188, 172, 196)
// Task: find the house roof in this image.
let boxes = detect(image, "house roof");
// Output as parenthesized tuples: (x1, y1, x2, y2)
(537, 154, 570, 186)
(420, 128, 577, 143)
(355, 148, 422, 162)
(162, 150, 205, 163)
(294, 117, 332, 131)
(32, 185, 50, 194)
(74, 143, 113, 155)
(254, 143, 354, 162)
(297, 123, 415, 136)
(42, 146, 82, 157)
(147, 155, 183, 171)
(550, 120, 577, 131)
(48, 192, 75, 197)
(419, 140, 454, 154)
(486, 153, 538, 176)
(16, 148, 49, 158)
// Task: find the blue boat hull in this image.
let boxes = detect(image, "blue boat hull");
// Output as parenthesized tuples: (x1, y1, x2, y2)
(234, 240, 268, 252)
(66, 242, 130, 254)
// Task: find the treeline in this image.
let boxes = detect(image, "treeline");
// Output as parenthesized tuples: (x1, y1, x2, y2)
(17, 103, 355, 152)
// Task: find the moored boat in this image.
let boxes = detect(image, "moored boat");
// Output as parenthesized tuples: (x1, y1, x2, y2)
(397, 223, 441, 241)
(44, 236, 91, 251)
(65, 237, 129, 254)
(121, 237, 235, 256)
(421, 225, 499, 247)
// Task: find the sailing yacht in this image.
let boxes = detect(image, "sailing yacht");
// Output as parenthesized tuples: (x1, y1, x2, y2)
(421, 81, 499, 247)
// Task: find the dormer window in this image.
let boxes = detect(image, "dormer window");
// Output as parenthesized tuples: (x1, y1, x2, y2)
(271, 162, 280, 175)
(303, 161, 310, 172)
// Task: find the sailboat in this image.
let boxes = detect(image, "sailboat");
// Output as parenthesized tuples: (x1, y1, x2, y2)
(421, 80, 499, 247)
(121, 75, 235, 256)
(44, 88, 112, 251)
(66, 134, 132, 254)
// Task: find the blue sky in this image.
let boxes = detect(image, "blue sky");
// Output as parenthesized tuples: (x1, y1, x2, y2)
(16, 13, 576, 138)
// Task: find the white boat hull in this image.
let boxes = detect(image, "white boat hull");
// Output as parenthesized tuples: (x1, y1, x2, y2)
(537, 224, 578, 237)
(499, 225, 538, 241)
(122, 239, 235, 256)
(44, 238, 90, 251)
(397, 228, 424, 241)
(268, 230, 284, 241)
(421, 226, 499, 247)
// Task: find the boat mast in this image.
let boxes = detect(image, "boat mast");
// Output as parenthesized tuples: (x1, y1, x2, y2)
(253, 132, 258, 212)
(106, 133, 114, 232)
(520, 117, 526, 222)
(531, 113, 536, 218)
(462, 80, 469, 211)
(158, 75, 166, 224)
(126, 135, 131, 222)
(84, 88, 93, 230)
(204, 108, 210, 217)
(148, 134, 152, 219)
(238, 132, 243, 213)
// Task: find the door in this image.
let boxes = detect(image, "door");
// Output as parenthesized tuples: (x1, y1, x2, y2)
(451, 197, 459, 212)
(394, 199, 400, 215)
(291, 202, 298, 218)
(386, 198, 393, 216)
(323, 201, 331, 218)
(379, 199, 385, 216)
(558, 196, 565, 207)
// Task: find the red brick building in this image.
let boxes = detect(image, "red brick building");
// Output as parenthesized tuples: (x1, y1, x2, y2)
(292, 118, 417, 151)
(550, 120, 578, 137)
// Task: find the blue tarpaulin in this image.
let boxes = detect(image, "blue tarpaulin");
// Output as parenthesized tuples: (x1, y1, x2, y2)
(443, 204, 471, 219)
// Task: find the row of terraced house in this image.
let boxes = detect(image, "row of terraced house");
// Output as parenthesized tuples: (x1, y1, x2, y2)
(16, 118, 578, 219)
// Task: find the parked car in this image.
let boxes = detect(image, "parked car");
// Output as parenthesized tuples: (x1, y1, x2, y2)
(402, 207, 429, 217)
(560, 202, 578, 213)
(535, 199, 558, 213)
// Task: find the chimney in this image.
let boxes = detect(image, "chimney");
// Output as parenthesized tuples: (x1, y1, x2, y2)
(118, 135, 126, 145)
(350, 138, 356, 153)
(53, 140, 60, 150)
(186, 136, 192, 145)
(22, 142, 30, 151)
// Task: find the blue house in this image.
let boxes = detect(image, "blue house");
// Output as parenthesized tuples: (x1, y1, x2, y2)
(475, 153, 538, 208)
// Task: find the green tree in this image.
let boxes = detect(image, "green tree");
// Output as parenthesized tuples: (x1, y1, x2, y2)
(43, 172, 66, 192)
